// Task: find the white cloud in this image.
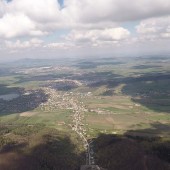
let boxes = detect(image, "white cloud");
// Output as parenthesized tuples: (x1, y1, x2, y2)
(136, 16, 170, 40)
(6, 0, 61, 22)
(0, 0, 170, 56)
(0, 0, 6, 17)
(66, 27, 130, 45)
(0, 0, 61, 38)
(0, 0, 170, 39)
(63, 0, 170, 23)
(44, 27, 130, 51)
(45, 42, 76, 49)
(5, 38, 43, 49)
(0, 13, 47, 38)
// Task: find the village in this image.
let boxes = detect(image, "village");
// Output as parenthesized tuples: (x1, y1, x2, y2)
(40, 87, 96, 165)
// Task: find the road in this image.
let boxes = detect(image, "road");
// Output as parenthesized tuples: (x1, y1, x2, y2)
(69, 98, 95, 165)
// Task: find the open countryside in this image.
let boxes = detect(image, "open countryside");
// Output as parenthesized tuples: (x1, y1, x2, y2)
(0, 56, 170, 170)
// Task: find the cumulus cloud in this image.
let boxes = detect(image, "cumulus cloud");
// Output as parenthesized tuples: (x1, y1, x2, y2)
(0, 0, 61, 38)
(43, 27, 130, 51)
(0, 0, 170, 38)
(66, 28, 130, 45)
(45, 42, 76, 49)
(0, 0, 170, 55)
(5, 38, 43, 49)
(0, 0, 6, 17)
(0, 13, 47, 38)
(63, 0, 170, 23)
(6, 0, 61, 22)
(136, 16, 170, 40)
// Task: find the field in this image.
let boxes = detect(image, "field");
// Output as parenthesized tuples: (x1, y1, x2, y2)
(0, 56, 170, 169)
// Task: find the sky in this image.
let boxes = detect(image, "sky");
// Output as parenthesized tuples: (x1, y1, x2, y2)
(0, 0, 170, 61)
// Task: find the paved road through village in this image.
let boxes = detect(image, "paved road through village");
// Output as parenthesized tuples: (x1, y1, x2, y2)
(70, 98, 95, 165)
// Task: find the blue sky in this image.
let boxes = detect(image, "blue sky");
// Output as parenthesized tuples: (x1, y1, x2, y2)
(58, 0, 64, 7)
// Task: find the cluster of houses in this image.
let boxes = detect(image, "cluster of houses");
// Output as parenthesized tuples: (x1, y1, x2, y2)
(39, 87, 96, 165)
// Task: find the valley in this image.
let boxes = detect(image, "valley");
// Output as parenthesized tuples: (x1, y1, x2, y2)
(0, 56, 170, 170)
